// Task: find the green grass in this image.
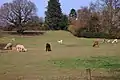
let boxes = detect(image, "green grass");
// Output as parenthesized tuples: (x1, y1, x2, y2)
(48, 56, 120, 69)
(0, 30, 120, 80)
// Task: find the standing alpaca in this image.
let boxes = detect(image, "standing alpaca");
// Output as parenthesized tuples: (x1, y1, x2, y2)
(57, 40, 63, 44)
(46, 43, 52, 52)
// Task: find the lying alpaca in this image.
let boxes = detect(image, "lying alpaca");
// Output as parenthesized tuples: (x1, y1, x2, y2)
(57, 40, 63, 44)
(112, 39, 118, 44)
(16, 44, 27, 52)
(46, 43, 51, 52)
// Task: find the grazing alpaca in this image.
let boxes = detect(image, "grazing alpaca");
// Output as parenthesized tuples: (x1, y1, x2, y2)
(4, 43, 13, 50)
(16, 44, 27, 52)
(11, 38, 15, 42)
(107, 40, 111, 43)
(57, 40, 63, 44)
(112, 39, 118, 44)
(93, 41, 99, 47)
(102, 38, 106, 43)
(46, 43, 51, 52)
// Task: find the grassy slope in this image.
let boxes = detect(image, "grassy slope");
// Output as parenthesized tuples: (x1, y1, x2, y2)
(0, 30, 120, 80)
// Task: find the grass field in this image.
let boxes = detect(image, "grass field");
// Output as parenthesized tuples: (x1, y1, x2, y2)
(0, 30, 120, 80)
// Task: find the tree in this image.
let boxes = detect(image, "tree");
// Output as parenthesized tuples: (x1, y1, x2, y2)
(45, 0, 63, 30)
(69, 8, 77, 25)
(99, 0, 120, 37)
(24, 16, 43, 30)
(59, 14, 69, 30)
(0, 0, 37, 33)
(77, 7, 91, 31)
(88, 12, 100, 32)
(69, 8, 77, 19)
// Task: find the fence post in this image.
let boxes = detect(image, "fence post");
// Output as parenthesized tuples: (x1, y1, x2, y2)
(86, 68, 92, 80)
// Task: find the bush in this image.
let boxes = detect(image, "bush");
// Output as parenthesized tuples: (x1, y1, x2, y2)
(78, 31, 111, 38)
(40, 24, 50, 30)
(67, 25, 78, 36)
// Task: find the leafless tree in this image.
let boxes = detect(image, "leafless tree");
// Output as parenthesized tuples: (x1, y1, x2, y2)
(100, 0, 120, 35)
(0, 0, 37, 33)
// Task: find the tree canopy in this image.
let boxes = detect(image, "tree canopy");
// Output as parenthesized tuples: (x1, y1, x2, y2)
(45, 0, 63, 30)
(0, 0, 37, 33)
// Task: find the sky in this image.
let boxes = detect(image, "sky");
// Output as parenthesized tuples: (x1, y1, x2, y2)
(0, 0, 96, 17)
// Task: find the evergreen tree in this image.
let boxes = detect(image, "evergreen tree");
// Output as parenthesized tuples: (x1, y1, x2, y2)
(45, 0, 63, 30)
(69, 8, 77, 25)
(59, 14, 69, 30)
(69, 8, 77, 19)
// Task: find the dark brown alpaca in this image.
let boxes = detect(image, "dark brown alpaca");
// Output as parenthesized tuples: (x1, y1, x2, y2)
(46, 43, 52, 52)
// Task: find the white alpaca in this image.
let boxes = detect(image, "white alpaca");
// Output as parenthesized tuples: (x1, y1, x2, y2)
(11, 38, 15, 41)
(57, 40, 63, 44)
(16, 44, 27, 52)
(107, 40, 111, 43)
(4, 43, 13, 50)
(112, 39, 118, 44)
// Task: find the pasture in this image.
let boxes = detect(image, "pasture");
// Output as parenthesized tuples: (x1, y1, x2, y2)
(0, 31, 120, 80)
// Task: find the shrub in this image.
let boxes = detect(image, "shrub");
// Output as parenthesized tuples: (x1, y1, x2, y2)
(40, 24, 50, 30)
(79, 31, 111, 38)
(67, 25, 78, 36)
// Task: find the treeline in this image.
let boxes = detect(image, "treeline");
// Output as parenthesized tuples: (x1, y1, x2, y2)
(0, 0, 120, 38)
(68, 0, 120, 38)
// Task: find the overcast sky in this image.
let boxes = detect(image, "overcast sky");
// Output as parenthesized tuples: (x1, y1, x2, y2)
(0, 0, 96, 17)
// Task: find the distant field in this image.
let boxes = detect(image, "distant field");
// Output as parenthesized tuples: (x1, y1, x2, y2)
(0, 30, 120, 80)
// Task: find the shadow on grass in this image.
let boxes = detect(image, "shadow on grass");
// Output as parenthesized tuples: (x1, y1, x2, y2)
(62, 44, 81, 47)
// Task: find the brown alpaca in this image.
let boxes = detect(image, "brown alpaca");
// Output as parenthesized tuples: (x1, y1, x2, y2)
(93, 41, 99, 47)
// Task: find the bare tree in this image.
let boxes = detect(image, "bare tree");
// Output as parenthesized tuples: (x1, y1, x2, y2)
(77, 7, 91, 31)
(0, 0, 37, 33)
(100, 0, 120, 36)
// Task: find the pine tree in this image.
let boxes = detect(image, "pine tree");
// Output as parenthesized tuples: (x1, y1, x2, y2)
(59, 14, 69, 30)
(45, 0, 63, 30)
(69, 8, 77, 25)
(69, 8, 77, 19)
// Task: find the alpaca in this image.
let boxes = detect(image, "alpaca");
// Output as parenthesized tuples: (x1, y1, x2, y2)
(102, 38, 106, 43)
(107, 40, 111, 43)
(112, 39, 118, 44)
(11, 38, 15, 41)
(4, 43, 13, 50)
(46, 43, 51, 52)
(57, 40, 63, 44)
(16, 44, 27, 52)
(93, 40, 99, 47)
